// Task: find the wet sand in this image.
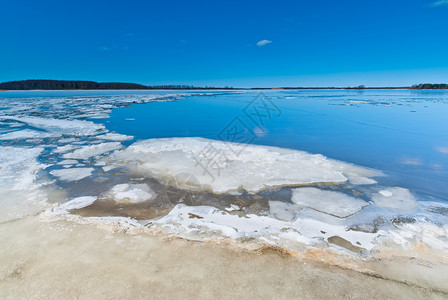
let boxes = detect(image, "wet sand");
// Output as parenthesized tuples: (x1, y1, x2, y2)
(1, 216, 446, 299)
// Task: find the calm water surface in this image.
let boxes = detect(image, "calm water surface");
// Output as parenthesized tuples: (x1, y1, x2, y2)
(101, 90, 448, 201)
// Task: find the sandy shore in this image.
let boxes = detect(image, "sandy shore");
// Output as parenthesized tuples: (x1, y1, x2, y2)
(1, 216, 447, 299)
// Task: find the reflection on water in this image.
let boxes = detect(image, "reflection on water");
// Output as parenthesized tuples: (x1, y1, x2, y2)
(103, 90, 448, 201)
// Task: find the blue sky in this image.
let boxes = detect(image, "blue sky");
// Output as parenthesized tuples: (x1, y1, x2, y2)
(1, 0, 447, 87)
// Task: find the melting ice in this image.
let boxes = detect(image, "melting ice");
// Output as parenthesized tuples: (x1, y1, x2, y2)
(0, 90, 447, 262)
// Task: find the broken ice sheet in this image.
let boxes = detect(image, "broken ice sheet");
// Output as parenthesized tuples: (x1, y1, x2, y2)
(106, 183, 156, 204)
(110, 137, 382, 194)
(269, 201, 302, 222)
(291, 187, 369, 218)
(63, 142, 122, 160)
(371, 187, 417, 210)
(50, 167, 95, 181)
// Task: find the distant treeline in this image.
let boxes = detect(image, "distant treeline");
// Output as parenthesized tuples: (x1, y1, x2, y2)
(2, 79, 448, 90)
(410, 83, 448, 90)
(0, 80, 235, 90)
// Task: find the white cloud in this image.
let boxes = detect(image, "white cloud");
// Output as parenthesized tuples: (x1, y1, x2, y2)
(256, 40, 272, 46)
(436, 146, 448, 154)
(432, 0, 448, 6)
(400, 157, 423, 166)
(431, 164, 443, 170)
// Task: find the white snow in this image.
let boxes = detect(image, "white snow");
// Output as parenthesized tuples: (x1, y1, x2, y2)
(63, 142, 122, 159)
(50, 168, 95, 181)
(291, 187, 369, 218)
(371, 187, 417, 210)
(111, 137, 382, 194)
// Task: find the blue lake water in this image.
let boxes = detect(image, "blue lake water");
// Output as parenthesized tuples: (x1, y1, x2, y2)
(100, 90, 448, 201)
(0, 89, 447, 202)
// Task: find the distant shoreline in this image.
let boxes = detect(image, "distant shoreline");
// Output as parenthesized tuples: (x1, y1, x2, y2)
(1, 88, 447, 91)
(1, 80, 447, 91)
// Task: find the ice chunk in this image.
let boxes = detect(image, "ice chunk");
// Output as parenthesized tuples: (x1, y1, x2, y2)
(225, 204, 241, 212)
(345, 173, 377, 185)
(57, 159, 78, 165)
(291, 187, 369, 218)
(0, 146, 44, 190)
(52, 196, 98, 215)
(95, 132, 133, 141)
(53, 144, 80, 154)
(111, 138, 380, 193)
(151, 204, 378, 251)
(371, 187, 417, 210)
(0, 116, 104, 136)
(63, 142, 122, 159)
(107, 183, 156, 204)
(102, 165, 117, 172)
(0, 129, 53, 140)
(269, 201, 302, 222)
(0, 146, 47, 222)
(50, 168, 94, 181)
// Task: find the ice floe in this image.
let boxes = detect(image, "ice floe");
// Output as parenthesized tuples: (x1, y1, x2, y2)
(0, 116, 104, 136)
(107, 183, 156, 204)
(372, 187, 418, 210)
(51, 196, 98, 215)
(57, 159, 78, 165)
(0, 146, 48, 222)
(149, 204, 379, 253)
(291, 187, 369, 218)
(111, 137, 382, 193)
(269, 201, 302, 222)
(0, 129, 53, 140)
(95, 132, 133, 141)
(63, 142, 122, 159)
(50, 167, 95, 181)
(53, 144, 81, 154)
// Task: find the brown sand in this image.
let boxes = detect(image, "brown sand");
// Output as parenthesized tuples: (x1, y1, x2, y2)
(0, 216, 447, 299)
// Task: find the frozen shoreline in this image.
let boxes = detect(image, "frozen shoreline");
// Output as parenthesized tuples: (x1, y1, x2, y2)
(1, 216, 447, 298)
(1, 90, 448, 296)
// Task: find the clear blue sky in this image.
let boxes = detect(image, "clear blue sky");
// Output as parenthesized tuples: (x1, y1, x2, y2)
(1, 0, 447, 87)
